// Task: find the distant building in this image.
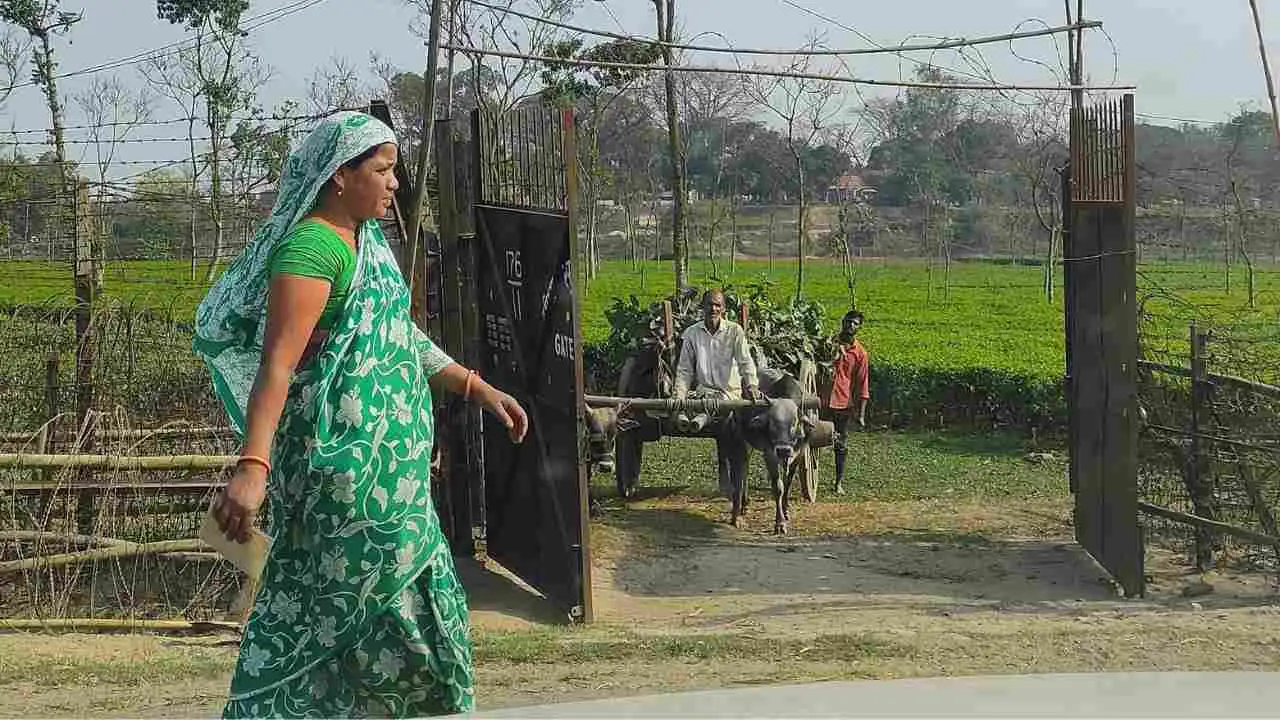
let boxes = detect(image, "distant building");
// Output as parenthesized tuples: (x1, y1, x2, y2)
(826, 174, 877, 204)
(657, 189, 699, 204)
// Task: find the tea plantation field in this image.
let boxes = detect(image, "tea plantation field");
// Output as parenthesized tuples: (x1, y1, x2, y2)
(3, 257, 1278, 430)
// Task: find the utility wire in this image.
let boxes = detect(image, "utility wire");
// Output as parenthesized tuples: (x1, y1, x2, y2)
(0, 107, 365, 139)
(5, 136, 216, 146)
(442, 44, 1135, 91)
(7, 0, 330, 91)
(776, 0, 1086, 100)
(465, 0, 1102, 58)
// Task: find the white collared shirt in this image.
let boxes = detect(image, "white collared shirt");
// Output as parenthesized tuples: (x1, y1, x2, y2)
(673, 318, 759, 400)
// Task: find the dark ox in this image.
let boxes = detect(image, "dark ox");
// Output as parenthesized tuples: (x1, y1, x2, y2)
(583, 405, 640, 515)
(612, 349, 664, 499)
(731, 369, 819, 534)
(583, 405, 637, 475)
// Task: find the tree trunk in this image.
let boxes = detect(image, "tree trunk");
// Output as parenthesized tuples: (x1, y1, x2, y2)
(584, 124, 602, 280)
(839, 205, 856, 309)
(625, 200, 636, 269)
(187, 118, 199, 281)
(923, 202, 933, 304)
(652, 197, 662, 262)
(768, 207, 776, 272)
(656, 0, 687, 292)
(1045, 226, 1058, 302)
(34, 32, 97, 289)
(729, 188, 738, 273)
(1222, 202, 1232, 294)
(36, 34, 69, 192)
(1231, 181, 1257, 309)
(1178, 198, 1189, 262)
(794, 151, 806, 303)
(942, 209, 952, 302)
(582, 158, 598, 280)
(204, 97, 225, 284)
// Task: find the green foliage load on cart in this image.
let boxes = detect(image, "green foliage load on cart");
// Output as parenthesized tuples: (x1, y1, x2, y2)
(586, 279, 836, 396)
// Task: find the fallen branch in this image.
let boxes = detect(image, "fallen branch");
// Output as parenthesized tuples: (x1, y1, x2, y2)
(157, 552, 223, 563)
(0, 618, 241, 634)
(0, 531, 134, 548)
(0, 538, 211, 574)
(3, 479, 224, 492)
(0, 454, 235, 471)
(0, 426, 235, 445)
(1139, 501, 1280, 547)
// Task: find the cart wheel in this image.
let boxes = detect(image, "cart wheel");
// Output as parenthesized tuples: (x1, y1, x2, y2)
(797, 358, 820, 502)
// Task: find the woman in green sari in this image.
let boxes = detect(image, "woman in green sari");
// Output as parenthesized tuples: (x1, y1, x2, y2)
(194, 111, 528, 718)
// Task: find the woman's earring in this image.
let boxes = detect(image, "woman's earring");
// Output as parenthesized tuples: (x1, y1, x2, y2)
(337, 187, 344, 197)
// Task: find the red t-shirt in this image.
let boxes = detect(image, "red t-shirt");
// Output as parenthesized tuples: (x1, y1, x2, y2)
(828, 339, 869, 410)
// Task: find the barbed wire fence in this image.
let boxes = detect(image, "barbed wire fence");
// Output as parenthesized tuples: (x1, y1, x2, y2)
(0, 2, 1276, 623)
(0, 128, 300, 626)
(1136, 272, 1280, 579)
(0, 100, 423, 625)
(0, 298, 242, 624)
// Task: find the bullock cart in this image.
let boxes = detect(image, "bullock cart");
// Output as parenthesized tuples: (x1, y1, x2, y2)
(596, 297, 832, 502)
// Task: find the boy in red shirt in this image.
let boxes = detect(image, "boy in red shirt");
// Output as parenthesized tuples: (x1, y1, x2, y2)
(827, 310, 869, 494)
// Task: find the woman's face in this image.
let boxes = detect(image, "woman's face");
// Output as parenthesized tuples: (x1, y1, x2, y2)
(333, 143, 399, 221)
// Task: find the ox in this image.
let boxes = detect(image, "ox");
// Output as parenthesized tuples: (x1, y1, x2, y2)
(731, 368, 820, 534)
(583, 403, 639, 513)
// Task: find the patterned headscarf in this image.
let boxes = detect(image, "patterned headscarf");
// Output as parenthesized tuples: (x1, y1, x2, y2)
(192, 111, 397, 434)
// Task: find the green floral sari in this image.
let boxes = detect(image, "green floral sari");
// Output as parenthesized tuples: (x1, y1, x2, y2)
(193, 112, 474, 718)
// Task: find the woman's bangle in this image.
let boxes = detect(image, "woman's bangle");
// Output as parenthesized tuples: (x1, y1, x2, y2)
(463, 369, 478, 401)
(237, 455, 272, 474)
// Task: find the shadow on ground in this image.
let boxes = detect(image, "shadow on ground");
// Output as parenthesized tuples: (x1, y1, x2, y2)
(608, 519, 1115, 606)
(455, 557, 569, 628)
(590, 501, 1280, 624)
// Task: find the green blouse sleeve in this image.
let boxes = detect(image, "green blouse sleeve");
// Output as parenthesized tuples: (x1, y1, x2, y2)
(268, 223, 348, 283)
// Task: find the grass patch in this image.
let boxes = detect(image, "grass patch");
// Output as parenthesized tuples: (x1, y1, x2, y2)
(0, 640, 233, 687)
(0, 260, 220, 316)
(474, 628, 906, 665)
(5, 257, 1280, 383)
(840, 430, 1064, 502)
(591, 429, 1066, 503)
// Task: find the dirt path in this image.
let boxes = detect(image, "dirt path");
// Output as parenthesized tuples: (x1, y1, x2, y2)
(3, 496, 1279, 718)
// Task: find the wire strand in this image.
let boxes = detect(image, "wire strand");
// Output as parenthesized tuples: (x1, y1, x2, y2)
(464, 0, 1102, 58)
(6, 0, 330, 91)
(442, 44, 1135, 91)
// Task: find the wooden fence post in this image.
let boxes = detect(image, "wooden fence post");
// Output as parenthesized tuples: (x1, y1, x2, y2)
(1188, 321, 1216, 569)
(32, 350, 60, 512)
(72, 182, 99, 535)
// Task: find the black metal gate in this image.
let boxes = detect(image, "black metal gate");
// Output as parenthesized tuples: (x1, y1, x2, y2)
(436, 104, 592, 621)
(1064, 93, 1144, 597)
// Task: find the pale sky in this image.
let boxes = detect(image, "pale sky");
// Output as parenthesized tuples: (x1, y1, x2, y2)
(1, 0, 1276, 172)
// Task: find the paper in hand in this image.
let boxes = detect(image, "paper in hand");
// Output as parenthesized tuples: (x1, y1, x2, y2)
(199, 505, 271, 581)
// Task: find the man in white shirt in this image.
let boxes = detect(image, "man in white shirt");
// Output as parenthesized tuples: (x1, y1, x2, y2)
(672, 289, 762, 496)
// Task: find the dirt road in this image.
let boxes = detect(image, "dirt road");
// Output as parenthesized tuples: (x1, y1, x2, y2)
(2, 495, 1278, 718)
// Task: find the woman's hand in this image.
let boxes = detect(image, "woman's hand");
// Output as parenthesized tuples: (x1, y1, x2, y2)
(476, 384, 529, 443)
(213, 464, 268, 543)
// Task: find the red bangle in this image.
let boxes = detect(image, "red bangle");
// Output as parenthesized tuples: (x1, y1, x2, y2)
(463, 370, 478, 401)
(237, 455, 271, 474)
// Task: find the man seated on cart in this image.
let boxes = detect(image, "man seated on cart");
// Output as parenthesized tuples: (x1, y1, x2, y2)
(672, 288, 763, 496)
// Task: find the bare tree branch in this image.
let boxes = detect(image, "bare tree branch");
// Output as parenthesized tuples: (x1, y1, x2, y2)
(73, 75, 153, 261)
(305, 55, 370, 115)
(409, 0, 579, 115)
(742, 37, 844, 301)
(0, 27, 26, 107)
